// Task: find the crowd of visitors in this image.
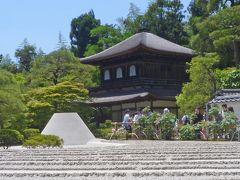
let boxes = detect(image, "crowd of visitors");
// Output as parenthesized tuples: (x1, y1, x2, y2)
(121, 107, 170, 134)
(121, 104, 238, 140)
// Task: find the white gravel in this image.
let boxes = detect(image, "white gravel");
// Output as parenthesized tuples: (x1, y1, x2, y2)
(1, 140, 240, 180)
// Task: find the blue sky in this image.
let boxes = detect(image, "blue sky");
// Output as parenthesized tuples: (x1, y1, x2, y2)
(0, 0, 191, 61)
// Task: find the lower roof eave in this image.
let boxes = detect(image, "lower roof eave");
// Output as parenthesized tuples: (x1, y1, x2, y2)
(86, 95, 176, 107)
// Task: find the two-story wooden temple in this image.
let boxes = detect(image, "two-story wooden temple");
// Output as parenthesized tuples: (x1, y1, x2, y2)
(81, 32, 194, 122)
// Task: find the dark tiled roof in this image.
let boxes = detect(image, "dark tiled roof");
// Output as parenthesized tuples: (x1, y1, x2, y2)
(81, 32, 194, 63)
(87, 87, 178, 105)
(209, 89, 240, 104)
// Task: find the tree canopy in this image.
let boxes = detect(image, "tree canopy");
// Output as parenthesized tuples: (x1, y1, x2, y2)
(0, 70, 26, 129)
(143, 0, 188, 45)
(190, 5, 240, 67)
(118, 1, 188, 45)
(30, 48, 96, 88)
(25, 81, 89, 130)
(84, 25, 127, 57)
(176, 54, 220, 113)
(216, 68, 240, 89)
(15, 39, 37, 72)
(70, 10, 101, 57)
(0, 54, 17, 73)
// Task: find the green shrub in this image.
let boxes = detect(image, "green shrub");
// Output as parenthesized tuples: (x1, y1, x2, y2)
(179, 124, 196, 140)
(221, 112, 237, 139)
(23, 128, 40, 139)
(208, 106, 221, 121)
(139, 110, 160, 140)
(208, 121, 222, 140)
(0, 129, 24, 149)
(23, 134, 63, 148)
(104, 120, 112, 128)
(97, 120, 113, 139)
(89, 120, 113, 139)
(97, 128, 113, 139)
(159, 112, 176, 140)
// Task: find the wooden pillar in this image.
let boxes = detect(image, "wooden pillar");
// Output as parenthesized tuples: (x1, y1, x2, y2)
(176, 106, 179, 119)
(99, 107, 104, 124)
(95, 107, 100, 127)
(150, 100, 153, 111)
(120, 103, 123, 121)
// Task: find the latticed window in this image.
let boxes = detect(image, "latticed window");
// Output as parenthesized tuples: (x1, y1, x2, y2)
(104, 69, 110, 80)
(129, 65, 136, 77)
(116, 67, 123, 79)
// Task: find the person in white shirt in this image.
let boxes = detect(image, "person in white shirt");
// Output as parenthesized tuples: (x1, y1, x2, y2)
(163, 108, 170, 114)
(122, 109, 132, 133)
(132, 111, 142, 124)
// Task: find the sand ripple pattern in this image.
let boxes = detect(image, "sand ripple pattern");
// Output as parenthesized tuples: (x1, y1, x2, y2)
(1, 140, 240, 180)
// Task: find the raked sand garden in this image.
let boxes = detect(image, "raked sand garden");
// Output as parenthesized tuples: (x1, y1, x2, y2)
(1, 140, 240, 180)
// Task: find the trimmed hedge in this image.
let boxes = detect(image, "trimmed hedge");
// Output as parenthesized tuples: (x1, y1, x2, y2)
(23, 134, 63, 148)
(0, 129, 24, 149)
(23, 128, 40, 139)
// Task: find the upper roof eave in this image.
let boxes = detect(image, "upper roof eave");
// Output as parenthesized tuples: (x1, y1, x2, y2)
(80, 32, 194, 64)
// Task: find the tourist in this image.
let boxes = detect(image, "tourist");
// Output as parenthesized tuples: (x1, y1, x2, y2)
(122, 109, 132, 133)
(228, 106, 234, 113)
(163, 108, 170, 114)
(181, 113, 189, 125)
(193, 107, 203, 139)
(133, 110, 142, 124)
(193, 107, 203, 124)
(221, 104, 228, 118)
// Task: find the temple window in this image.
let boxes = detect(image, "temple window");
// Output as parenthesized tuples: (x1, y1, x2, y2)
(116, 67, 123, 79)
(129, 65, 136, 77)
(104, 69, 110, 80)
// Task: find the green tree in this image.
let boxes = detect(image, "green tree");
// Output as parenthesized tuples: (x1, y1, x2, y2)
(143, 0, 188, 45)
(176, 53, 220, 113)
(70, 10, 101, 57)
(188, 0, 240, 23)
(84, 25, 126, 56)
(188, 0, 209, 18)
(118, 1, 188, 44)
(117, 3, 144, 34)
(189, 5, 240, 67)
(30, 48, 96, 88)
(56, 32, 68, 49)
(25, 81, 89, 130)
(216, 68, 240, 88)
(187, 0, 209, 37)
(207, 0, 240, 14)
(15, 39, 37, 72)
(0, 54, 17, 73)
(0, 70, 26, 129)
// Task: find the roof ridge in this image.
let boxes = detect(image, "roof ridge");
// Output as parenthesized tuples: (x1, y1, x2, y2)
(139, 32, 147, 46)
